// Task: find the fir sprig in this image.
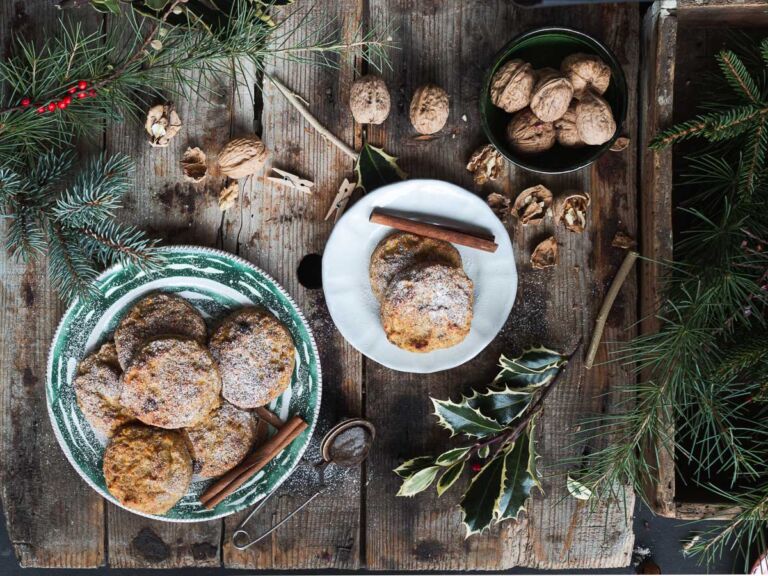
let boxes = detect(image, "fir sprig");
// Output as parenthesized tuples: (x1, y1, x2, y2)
(0, 151, 162, 301)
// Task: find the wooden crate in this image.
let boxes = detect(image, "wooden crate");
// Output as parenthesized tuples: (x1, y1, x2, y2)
(640, 0, 768, 521)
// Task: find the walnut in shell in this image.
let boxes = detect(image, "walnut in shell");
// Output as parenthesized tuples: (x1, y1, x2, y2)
(467, 144, 505, 185)
(512, 184, 553, 225)
(575, 91, 616, 146)
(490, 59, 536, 113)
(560, 53, 611, 99)
(530, 68, 573, 122)
(531, 236, 558, 269)
(554, 192, 590, 233)
(506, 109, 556, 154)
(486, 192, 511, 223)
(145, 104, 182, 147)
(410, 84, 450, 135)
(181, 147, 208, 183)
(217, 136, 268, 179)
(349, 74, 391, 125)
(553, 102, 584, 148)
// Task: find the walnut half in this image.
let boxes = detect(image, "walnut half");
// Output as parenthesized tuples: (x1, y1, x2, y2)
(512, 184, 553, 225)
(554, 192, 590, 233)
(467, 144, 505, 185)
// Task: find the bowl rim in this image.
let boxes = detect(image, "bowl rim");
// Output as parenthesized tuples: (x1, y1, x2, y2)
(480, 25, 628, 175)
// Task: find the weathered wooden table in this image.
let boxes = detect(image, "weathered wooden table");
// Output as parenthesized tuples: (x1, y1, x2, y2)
(0, 0, 639, 570)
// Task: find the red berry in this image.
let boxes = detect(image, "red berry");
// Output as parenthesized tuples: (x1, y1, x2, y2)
(68, 86, 77, 94)
(47, 102, 56, 112)
(21, 97, 30, 107)
(57, 100, 67, 109)
(471, 462, 482, 472)
(63, 95, 72, 105)
(78, 80, 88, 90)
(36, 106, 45, 114)
(88, 89, 96, 97)
(77, 91, 87, 99)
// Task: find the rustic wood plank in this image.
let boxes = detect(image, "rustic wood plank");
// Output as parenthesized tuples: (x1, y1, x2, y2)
(102, 25, 231, 569)
(640, 0, 677, 519)
(1, 5, 108, 569)
(0, 1, 106, 568)
(221, 1, 364, 569)
(364, 1, 638, 570)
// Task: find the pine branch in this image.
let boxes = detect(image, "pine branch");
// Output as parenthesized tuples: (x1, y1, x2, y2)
(718, 49, 762, 104)
(75, 219, 163, 270)
(47, 223, 99, 302)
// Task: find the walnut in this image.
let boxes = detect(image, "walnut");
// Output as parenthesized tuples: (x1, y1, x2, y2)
(486, 192, 511, 223)
(554, 192, 590, 233)
(349, 74, 390, 125)
(610, 136, 630, 152)
(553, 102, 584, 148)
(218, 181, 239, 211)
(531, 236, 558, 269)
(530, 68, 573, 122)
(561, 53, 611, 99)
(467, 144, 505, 185)
(490, 59, 536, 113)
(512, 184, 552, 225)
(575, 91, 616, 146)
(409, 84, 449, 135)
(181, 147, 208, 183)
(506, 109, 556, 154)
(217, 136, 268, 179)
(145, 104, 182, 147)
(612, 230, 637, 249)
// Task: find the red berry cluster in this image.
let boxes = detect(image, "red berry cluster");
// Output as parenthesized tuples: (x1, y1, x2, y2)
(20, 80, 98, 114)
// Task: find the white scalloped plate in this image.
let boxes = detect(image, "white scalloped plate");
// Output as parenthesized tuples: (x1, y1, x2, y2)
(322, 179, 517, 373)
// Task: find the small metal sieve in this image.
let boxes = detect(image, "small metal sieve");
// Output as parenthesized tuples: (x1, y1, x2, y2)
(231, 418, 375, 550)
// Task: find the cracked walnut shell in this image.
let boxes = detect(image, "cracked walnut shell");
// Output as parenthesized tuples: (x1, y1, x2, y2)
(561, 53, 611, 99)
(507, 109, 556, 154)
(410, 84, 449, 135)
(554, 102, 584, 148)
(531, 236, 558, 269)
(486, 192, 511, 223)
(554, 192, 590, 233)
(490, 59, 536, 113)
(181, 147, 208, 183)
(218, 181, 239, 211)
(467, 144, 504, 185)
(575, 91, 616, 146)
(349, 74, 391, 125)
(530, 68, 573, 122)
(145, 104, 182, 148)
(512, 184, 552, 225)
(217, 136, 268, 179)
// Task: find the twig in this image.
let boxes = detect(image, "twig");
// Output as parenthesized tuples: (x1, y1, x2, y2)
(266, 74, 358, 161)
(585, 250, 638, 369)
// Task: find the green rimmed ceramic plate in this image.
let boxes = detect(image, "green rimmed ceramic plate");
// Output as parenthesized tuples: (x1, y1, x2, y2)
(46, 246, 321, 522)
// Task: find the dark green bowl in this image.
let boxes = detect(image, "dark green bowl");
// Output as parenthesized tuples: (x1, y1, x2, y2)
(480, 27, 627, 174)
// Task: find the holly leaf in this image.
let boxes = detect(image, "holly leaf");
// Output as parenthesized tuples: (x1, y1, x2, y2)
(437, 461, 464, 496)
(90, 0, 121, 14)
(435, 446, 471, 466)
(478, 445, 490, 459)
(397, 466, 441, 497)
(494, 346, 567, 388)
(466, 386, 534, 426)
(566, 474, 592, 501)
(354, 144, 407, 193)
(394, 456, 435, 478)
(494, 432, 540, 523)
(432, 397, 505, 438)
(460, 453, 505, 537)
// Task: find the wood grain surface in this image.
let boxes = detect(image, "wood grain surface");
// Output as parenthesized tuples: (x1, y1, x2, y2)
(0, 2, 105, 568)
(0, 0, 641, 569)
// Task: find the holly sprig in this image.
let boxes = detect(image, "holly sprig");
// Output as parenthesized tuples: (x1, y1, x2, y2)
(394, 345, 578, 537)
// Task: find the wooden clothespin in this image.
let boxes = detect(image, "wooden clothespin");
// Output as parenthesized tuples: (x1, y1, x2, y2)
(266, 167, 314, 195)
(325, 178, 357, 223)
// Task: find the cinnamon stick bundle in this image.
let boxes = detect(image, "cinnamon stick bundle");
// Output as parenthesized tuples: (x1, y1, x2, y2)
(200, 414, 307, 509)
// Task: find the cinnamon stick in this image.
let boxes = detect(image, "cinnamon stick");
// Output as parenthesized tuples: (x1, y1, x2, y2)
(370, 210, 498, 253)
(255, 407, 285, 429)
(200, 415, 307, 509)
